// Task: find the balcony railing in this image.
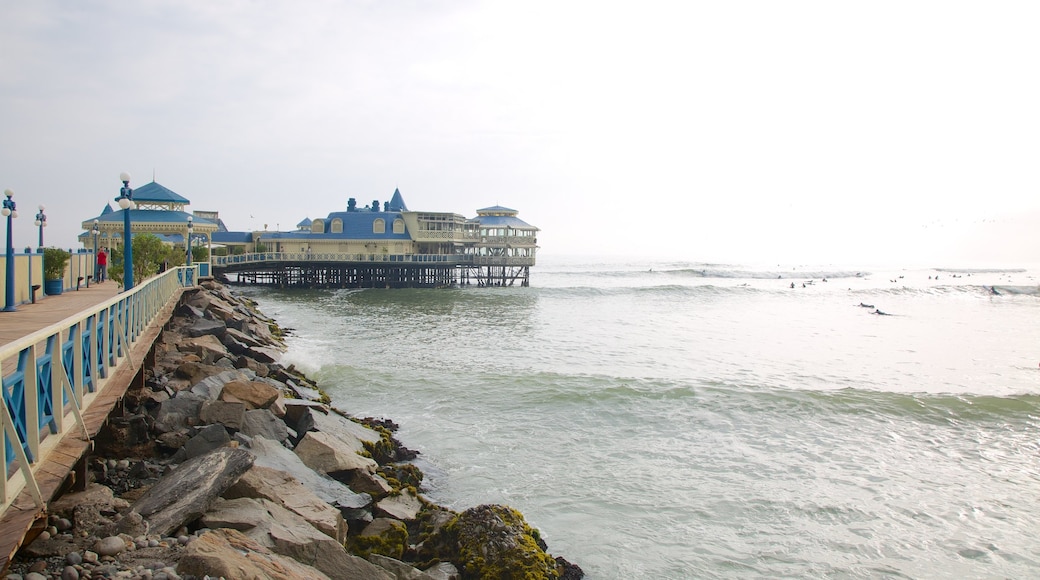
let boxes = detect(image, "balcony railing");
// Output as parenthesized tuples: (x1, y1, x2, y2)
(213, 252, 536, 268)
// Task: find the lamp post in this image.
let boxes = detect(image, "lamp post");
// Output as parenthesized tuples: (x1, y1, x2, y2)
(92, 219, 100, 282)
(3, 189, 18, 312)
(186, 215, 194, 266)
(34, 205, 46, 251)
(115, 172, 135, 291)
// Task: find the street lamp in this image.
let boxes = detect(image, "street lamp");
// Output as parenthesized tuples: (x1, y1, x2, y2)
(92, 219, 100, 282)
(34, 205, 46, 251)
(186, 215, 194, 266)
(115, 172, 135, 291)
(3, 189, 18, 312)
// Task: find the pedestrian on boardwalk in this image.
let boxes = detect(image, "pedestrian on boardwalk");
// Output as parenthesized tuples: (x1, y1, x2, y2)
(97, 248, 108, 282)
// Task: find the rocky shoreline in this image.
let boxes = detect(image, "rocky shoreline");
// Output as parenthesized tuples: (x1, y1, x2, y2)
(6, 281, 583, 580)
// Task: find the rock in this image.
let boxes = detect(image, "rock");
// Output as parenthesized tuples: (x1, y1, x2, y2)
(199, 400, 246, 431)
(65, 551, 82, 565)
(156, 429, 191, 451)
(61, 565, 79, 580)
(247, 436, 371, 513)
(246, 345, 282, 363)
(350, 471, 393, 498)
(190, 370, 252, 400)
(177, 528, 333, 580)
(153, 392, 206, 433)
(173, 362, 227, 386)
(288, 381, 324, 401)
(354, 519, 408, 560)
(180, 423, 231, 460)
(220, 379, 280, 410)
(423, 505, 558, 580)
(234, 354, 271, 378)
(224, 326, 267, 349)
(49, 483, 129, 534)
(295, 430, 378, 475)
(201, 498, 393, 580)
(241, 408, 289, 443)
(186, 318, 227, 339)
(132, 447, 255, 537)
(187, 334, 229, 363)
(310, 409, 382, 448)
(224, 465, 347, 544)
(368, 554, 437, 579)
(423, 562, 461, 580)
(375, 489, 422, 522)
(94, 535, 126, 557)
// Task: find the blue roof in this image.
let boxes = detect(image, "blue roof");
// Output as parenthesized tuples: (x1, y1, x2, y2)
(213, 231, 254, 244)
(129, 181, 190, 204)
(478, 205, 517, 213)
(475, 214, 537, 229)
(389, 188, 408, 211)
(297, 218, 312, 228)
(91, 209, 217, 227)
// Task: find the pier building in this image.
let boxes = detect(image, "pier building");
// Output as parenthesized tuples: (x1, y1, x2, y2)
(212, 188, 538, 288)
(78, 181, 220, 268)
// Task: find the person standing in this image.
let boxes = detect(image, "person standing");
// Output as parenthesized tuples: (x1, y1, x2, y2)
(97, 248, 108, 282)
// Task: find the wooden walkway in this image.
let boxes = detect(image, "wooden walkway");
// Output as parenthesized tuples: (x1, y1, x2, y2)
(0, 279, 184, 573)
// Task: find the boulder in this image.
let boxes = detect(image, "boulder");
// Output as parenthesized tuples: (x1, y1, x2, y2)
(132, 446, 255, 537)
(246, 345, 283, 363)
(173, 361, 226, 386)
(178, 423, 232, 461)
(224, 465, 347, 543)
(187, 318, 227, 339)
(235, 354, 271, 377)
(295, 430, 378, 475)
(248, 436, 371, 514)
(178, 528, 332, 580)
(368, 554, 437, 580)
(422, 505, 558, 580)
(310, 408, 382, 447)
(241, 408, 289, 443)
(153, 392, 206, 433)
(375, 488, 422, 522)
(191, 369, 253, 400)
(220, 379, 280, 410)
(199, 400, 247, 431)
(202, 497, 393, 580)
(422, 562, 461, 580)
(187, 334, 229, 364)
(225, 326, 267, 349)
(353, 518, 408, 560)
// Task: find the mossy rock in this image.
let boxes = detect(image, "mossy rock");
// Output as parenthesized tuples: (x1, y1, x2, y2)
(427, 504, 559, 580)
(349, 518, 408, 560)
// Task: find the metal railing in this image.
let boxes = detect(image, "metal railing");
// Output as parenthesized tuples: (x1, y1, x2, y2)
(1, 266, 197, 513)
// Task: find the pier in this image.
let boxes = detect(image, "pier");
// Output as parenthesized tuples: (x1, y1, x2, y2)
(0, 267, 198, 572)
(213, 252, 533, 288)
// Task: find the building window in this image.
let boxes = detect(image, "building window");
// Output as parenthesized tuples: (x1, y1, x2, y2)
(393, 219, 405, 234)
(311, 219, 324, 233)
(373, 218, 385, 234)
(331, 218, 343, 233)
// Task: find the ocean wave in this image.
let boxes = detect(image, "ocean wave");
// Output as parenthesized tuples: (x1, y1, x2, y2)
(660, 267, 870, 281)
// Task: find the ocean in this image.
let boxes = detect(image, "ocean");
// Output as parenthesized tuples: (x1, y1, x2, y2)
(239, 255, 1040, 579)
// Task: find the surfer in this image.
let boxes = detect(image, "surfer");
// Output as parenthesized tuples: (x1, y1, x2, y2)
(858, 303, 874, 308)
(872, 309, 891, 316)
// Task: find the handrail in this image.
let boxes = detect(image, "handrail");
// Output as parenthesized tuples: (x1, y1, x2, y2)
(1, 266, 197, 513)
(212, 252, 537, 268)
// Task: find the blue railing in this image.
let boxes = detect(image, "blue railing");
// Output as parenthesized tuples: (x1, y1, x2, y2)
(1, 266, 197, 512)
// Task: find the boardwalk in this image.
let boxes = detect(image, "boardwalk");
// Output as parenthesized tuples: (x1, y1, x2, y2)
(0, 280, 124, 349)
(0, 273, 190, 573)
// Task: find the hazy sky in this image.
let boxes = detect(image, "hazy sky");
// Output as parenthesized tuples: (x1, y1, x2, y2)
(2, 1, 1038, 266)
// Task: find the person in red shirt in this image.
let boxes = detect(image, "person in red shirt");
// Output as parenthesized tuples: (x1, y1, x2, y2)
(97, 248, 108, 282)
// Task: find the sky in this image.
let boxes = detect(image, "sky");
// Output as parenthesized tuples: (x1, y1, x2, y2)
(1, 1, 1038, 267)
